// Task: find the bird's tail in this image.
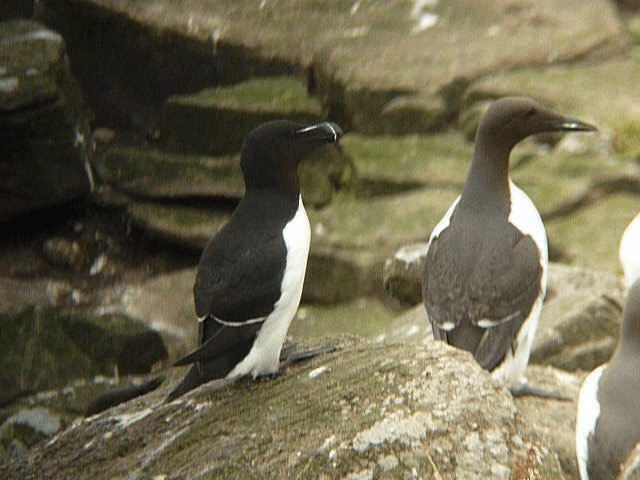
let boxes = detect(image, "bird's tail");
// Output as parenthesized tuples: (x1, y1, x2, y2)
(165, 364, 202, 403)
(85, 376, 165, 416)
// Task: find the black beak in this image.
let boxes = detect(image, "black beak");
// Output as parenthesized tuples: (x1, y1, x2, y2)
(295, 121, 343, 143)
(551, 116, 598, 132)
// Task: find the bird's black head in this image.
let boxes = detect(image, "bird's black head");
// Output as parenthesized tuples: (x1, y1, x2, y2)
(476, 97, 597, 150)
(241, 120, 343, 193)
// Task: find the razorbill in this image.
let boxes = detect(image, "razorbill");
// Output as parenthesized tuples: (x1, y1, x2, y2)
(421, 97, 596, 397)
(166, 120, 342, 401)
(576, 278, 640, 480)
(620, 212, 640, 289)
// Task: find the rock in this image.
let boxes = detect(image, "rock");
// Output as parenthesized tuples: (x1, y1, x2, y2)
(161, 76, 324, 155)
(0, 306, 167, 405)
(0, 373, 165, 465)
(376, 304, 431, 346)
(383, 242, 428, 306)
(95, 141, 349, 208)
(289, 297, 396, 341)
(342, 132, 469, 196)
(546, 192, 640, 273)
(513, 365, 587, 479)
(105, 268, 198, 361)
(0, 408, 61, 453)
(36, 0, 626, 133)
(95, 147, 244, 200)
(0, 20, 93, 221)
(466, 46, 640, 132)
(531, 264, 624, 372)
(41, 237, 88, 270)
(1, 339, 562, 479)
(127, 201, 231, 249)
(0, 276, 75, 316)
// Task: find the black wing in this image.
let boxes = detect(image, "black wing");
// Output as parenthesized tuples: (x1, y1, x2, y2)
(423, 221, 542, 371)
(193, 223, 286, 323)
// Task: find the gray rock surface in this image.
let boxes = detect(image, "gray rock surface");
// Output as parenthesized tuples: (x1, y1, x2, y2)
(0, 20, 93, 221)
(0, 338, 563, 480)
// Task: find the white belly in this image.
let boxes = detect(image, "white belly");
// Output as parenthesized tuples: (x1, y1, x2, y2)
(620, 212, 640, 289)
(492, 181, 548, 387)
(576, 365, 605, 480)
(228, 196, 311, 378)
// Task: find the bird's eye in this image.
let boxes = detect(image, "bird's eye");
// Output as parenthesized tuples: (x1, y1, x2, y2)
(526, 108, 536, 117)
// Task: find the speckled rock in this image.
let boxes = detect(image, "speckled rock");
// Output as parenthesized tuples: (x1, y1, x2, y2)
(1, 339, 562, 480)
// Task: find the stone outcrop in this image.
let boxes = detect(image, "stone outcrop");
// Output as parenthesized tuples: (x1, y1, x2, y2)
(1, 339, 563, 480)
(0, 20, 93, 221)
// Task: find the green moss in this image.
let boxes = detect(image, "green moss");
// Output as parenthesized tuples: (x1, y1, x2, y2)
(128, 202, 230, 249)
(611, 117, 640, 159)
(546, 192, 640, 272)
(96, 147, 244, 199)
(289, 298, 397, 340)
(175, 76, 322, 115)
(341, 133, 471, 193)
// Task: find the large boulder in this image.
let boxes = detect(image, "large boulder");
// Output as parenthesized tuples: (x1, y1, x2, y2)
(1, 339, 563, 479)
(0, 20, 92, 221)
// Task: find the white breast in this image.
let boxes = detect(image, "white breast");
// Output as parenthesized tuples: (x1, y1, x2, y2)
(620, 212, 640, 289)
(491, 182, 548, 387)
(576, 364, 606, 480)
(228, 195, 311, 378)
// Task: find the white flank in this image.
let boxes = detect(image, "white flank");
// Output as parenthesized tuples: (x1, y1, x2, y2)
(227, 196, 311, 378)
(620, 212, 640, 289)
(490, 181, 548, 387)
(428, 195, 460, 245)
(576, 365, 606, 480)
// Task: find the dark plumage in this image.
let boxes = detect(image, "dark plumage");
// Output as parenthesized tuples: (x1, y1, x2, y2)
(576, 281, 640, 480)
(422, 97, 596, 393)
(167, 120, 342, 401)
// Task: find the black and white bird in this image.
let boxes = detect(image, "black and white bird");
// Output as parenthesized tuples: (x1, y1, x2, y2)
(167, 120, 342, 401)
(620, 212, 640, 290)
(422, 97, 596, 396)
(576, 278, 640, 480)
